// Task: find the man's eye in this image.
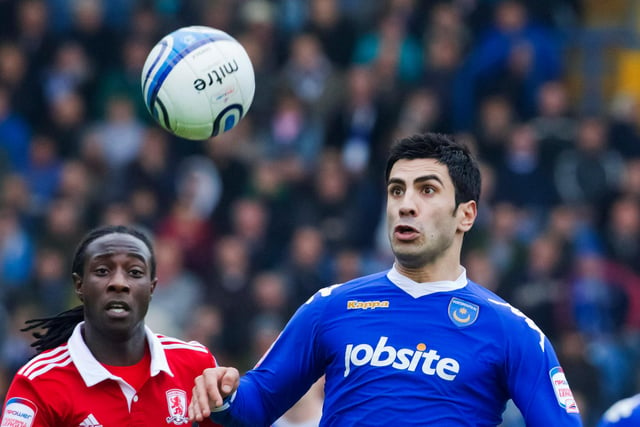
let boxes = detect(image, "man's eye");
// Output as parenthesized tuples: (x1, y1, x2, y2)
(95, 268, 109, 275)
(130, 270, 145, 278)
(423, 187, 435, 194)
(390, 187, 403, 196)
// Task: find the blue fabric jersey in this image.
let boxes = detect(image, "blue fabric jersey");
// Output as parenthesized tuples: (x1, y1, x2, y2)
(598, 394, 640, 427)
(210, 268, 583, 426)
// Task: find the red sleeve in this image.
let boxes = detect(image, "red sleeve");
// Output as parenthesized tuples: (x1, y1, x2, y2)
(2, 374, 60, 426)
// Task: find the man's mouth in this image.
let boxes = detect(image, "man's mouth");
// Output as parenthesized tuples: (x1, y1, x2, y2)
(394, 225, 419, 240)
(105, 301, 131, 314)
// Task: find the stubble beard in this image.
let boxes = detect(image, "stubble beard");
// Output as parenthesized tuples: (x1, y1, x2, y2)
(391, 232, 454, 270)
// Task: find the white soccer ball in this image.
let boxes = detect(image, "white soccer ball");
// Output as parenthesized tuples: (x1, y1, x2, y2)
(141, 26, 255, 140)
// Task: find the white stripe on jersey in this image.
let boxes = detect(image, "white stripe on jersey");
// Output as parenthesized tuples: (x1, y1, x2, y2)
(26, 357, 73, 380)
(19, 345, 69, 377)
(157, 336, 208, 353)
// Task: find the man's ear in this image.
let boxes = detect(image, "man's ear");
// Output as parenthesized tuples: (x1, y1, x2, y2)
(150, 278, 158, 296)
(457, 200, 477, 233)
(72, 272, 84, 302)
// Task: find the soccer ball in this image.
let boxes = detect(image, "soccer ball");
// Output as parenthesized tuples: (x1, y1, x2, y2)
(141, 26, 255, 140)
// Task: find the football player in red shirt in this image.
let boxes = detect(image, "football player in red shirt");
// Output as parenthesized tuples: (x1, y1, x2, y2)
(1, 224, 221, 426)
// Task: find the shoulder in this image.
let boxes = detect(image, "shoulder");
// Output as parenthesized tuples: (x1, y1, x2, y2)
(154, 334, 217, 371)
(462, 280, 550, 354)
(16, 344, 74, 381)
(462, 281, 546, 334)
(463, 280, 519, 315)
(600, 394, 640, 426)
(310, 271, 390, 300)
(155, 335, 211, 355)
(286, 271, 391, 324)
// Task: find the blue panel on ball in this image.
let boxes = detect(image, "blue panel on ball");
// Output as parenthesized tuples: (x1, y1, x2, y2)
(146, 28, 236, 118)
(224, 115, 236, 132)
(141, 40, 169, 107)
(211, 104, 243, 137)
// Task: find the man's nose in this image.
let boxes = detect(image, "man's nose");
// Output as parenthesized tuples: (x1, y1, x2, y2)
(398, 194, 418, 216)
(108, 268, 131, 292)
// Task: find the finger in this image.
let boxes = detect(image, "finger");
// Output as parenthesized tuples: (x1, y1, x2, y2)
(220, 368, 240, 396)
(189, 376, 206, 422)
(203, 372, 226, 415)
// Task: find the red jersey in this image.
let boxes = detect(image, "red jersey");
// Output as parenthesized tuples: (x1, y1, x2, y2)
(1, 323, 220, 427)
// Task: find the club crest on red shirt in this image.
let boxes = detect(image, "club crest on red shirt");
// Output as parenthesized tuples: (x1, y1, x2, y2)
(165, 389, 189, 425)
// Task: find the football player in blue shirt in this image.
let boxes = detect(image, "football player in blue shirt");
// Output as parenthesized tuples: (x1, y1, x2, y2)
(598, 393, 640, 427)
(189, 133, 583, 426)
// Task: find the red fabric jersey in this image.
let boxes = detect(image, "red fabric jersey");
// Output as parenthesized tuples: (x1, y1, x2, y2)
(1, 323, 220, 427)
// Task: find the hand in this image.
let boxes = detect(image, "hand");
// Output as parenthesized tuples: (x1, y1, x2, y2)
(189, 367, 240, 422)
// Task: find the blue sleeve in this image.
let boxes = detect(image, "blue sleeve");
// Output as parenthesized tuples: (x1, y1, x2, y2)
(597, 394, 640, 427)
(490, 299, 583, 426)
(209, 293, 326, 427)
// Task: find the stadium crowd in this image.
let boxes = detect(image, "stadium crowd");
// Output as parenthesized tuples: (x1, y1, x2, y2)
(0, 0, 638, 425)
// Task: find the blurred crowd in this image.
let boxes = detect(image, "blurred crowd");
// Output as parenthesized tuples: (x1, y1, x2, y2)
(1, 0, 640, 425)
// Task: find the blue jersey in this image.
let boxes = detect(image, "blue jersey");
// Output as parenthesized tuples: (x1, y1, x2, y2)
(211, 267, 583, 426)
(598, 394, 640, 427)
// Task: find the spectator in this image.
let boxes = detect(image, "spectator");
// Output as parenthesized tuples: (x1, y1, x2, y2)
(453, 0, 563, 131)
(324, 65, 395, 178)
(145, 235, 206, 338)
(262, 86, 324, 171)
(601, 195, 640, 275)
(530, 80, 576, 161)
(281, 224, 328, 310)
(473, 94, 516, 168)
(554, 116, 624, 212)
(557, 331, 602, 427)
(500, 233, 568, 342)
(29, 245, 70, 315)
(91, 95, 146, 176)
(0, 205, 34, 295)
(21, 134, 63, 217)
(303, 0, 357, 69)
(0, 84, 31, 174)
(352, 7, 423, 85)
(279, 32, 343, 122)
(493, 123, 558, 212)
(205, 234, 255, 369)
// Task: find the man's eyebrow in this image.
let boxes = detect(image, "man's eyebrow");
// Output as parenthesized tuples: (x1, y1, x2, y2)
(387, 175, 444, 186)
(91, 252, 148, 264)
(414, 174, 444, 186)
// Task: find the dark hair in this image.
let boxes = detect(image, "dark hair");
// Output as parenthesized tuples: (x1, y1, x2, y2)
(385, 133, 481, 207)
(23, 225, 156, 354)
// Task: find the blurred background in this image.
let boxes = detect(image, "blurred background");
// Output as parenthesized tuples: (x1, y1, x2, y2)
(1, 0, 640, 425)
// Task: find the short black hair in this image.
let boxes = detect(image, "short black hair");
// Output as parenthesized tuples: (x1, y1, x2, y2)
(71, 224, 156, 278)
(385, 133, 481, 207)
(24, 225, 156, 354)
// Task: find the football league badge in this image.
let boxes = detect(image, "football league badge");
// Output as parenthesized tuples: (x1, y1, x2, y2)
(448, 297, 479, 327)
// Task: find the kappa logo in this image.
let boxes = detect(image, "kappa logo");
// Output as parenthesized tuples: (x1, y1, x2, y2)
(448, 297, 479, 327)
(79, 414, 103, 426)
(165, 389, 190, 425)
(347, 300, 390, 310)
(1, 397, 37, 427)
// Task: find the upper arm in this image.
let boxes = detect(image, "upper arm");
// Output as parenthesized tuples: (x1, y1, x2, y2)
(2, 376, 56, 427)
(491, 300, 582, 425)
(227, 291, 328, 425)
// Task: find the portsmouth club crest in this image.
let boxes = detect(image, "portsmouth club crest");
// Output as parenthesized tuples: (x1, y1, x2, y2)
(165, 389, 190, 425)
(448, 297, 479, 327)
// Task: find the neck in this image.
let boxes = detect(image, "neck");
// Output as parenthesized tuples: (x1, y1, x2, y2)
(394, 243, 463, 283)
(394, 261, 463, 283)
(81, 323, 148, 366)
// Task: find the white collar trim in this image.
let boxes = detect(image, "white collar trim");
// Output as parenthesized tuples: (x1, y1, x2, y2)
(386, 265, 468, 298)
(68, 321, 173, 388)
